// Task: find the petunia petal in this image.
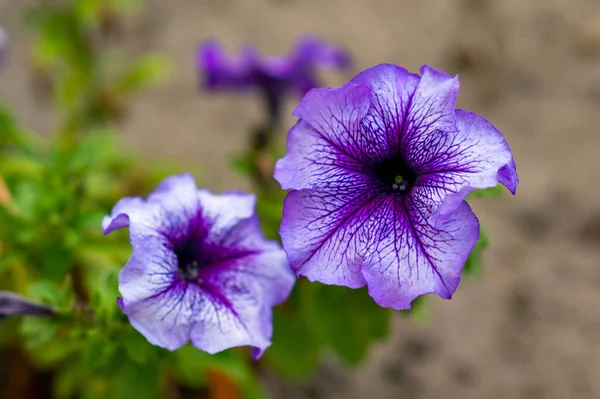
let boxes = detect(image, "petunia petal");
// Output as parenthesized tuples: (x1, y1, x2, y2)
(0, 25, 6, 66)
(276, 82, 382, 191)
(274, 120, 371, 191)
(104, 174, 202, 239)
(0, 290, 54, 318)
(191, 264, 281, 358)
(102, 197, 147, 235)
(196, 190, 257, 238)
(290, 35, 352, 69)
(121, 282, 202, 351)
(411, 110, 519, 224)
(362, 199, 479, 310)
(197, 192, 295, 306)
(401, 65, 460, 150)
(280, 178, 390, 288)
(144, 173, 202, 238)
(351, 63, 420, 155)
(119, 234, 177, 305)
(197, 40, 254, 90)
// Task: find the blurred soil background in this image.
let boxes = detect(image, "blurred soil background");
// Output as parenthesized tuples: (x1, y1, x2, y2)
(2, 0, 600, 398)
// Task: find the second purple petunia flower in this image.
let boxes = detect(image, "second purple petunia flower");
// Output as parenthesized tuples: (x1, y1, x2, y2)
(196, 35, 351, 123)
(103, 174, 295, 357)
(0, 25, 6, 66)
(275, 64, 518, 310)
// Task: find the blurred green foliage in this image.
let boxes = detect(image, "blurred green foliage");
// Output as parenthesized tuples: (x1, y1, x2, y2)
(23, 0, 170, 133)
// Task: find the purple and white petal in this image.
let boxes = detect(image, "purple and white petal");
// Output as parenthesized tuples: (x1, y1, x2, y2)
(351, 64, 420, 155)
(362, 200, 479, 310)
(119, 234, 177, 305)
(144, 173, 202, 239)
(411, 110, 519, 223)
(274, 120, 370, 191)
(102, 196, 147, 235)
(121, 282, 200, 351)
(192, 253, 290, 357)
(197, 191, 295, 304)
(103, 174, 200, 238)
(401, 65, 460, 149)
(196, 190, 257, 240)
(276, 82, 385, 191)
(280, 179, 382, 288)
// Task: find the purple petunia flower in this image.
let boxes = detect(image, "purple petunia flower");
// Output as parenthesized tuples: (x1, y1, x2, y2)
(0, 25, 6, 66)
(196, 35, 351, 123)
(103, 174, 295, 357)
(274, 64, 518, 310)
(0, 290, 54, 321)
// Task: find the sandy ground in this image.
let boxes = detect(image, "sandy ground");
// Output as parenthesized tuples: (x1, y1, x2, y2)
(2, 0, 600, 398)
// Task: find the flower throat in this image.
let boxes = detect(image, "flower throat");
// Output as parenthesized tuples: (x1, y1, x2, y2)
(174, 240, 204, 281)
(372, 154, 418, 195)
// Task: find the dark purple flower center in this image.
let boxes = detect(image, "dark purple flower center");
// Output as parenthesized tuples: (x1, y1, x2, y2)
(174, 240, 204, 281)
(371, 154, 418, 195)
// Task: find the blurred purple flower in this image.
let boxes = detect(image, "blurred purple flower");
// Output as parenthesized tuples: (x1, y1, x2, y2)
(103, 174, 295, 357)
(0, 25, 6, 66)
(196, 35, 352, 123)
(274, 64, 518, 310)
(0, 290, 54, 320)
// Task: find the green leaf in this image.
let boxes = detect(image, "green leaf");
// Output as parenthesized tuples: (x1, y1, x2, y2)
(173, 346, 265, 399)
(74, 0, 104, 26)
(105, 360, 161, 399)
(27, 278, 74, 310)
(463, 226, 489, 279)
(306, 282, 391, 366)
(20, 317, 58, 347)
(467, 185, 504, 199)
(172, 345, 211, 387)
(265, 283, 324, 379)
(54, 359, 83, 399)
(231, 152, 254, 176)
(0, 105, 37, 151)
(113, 54, 171, 95)
(123, 329, 158, 365)
(105, 0, 141, 15)
(82, 335, 118, 373)
(87, 267, 120, 322)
